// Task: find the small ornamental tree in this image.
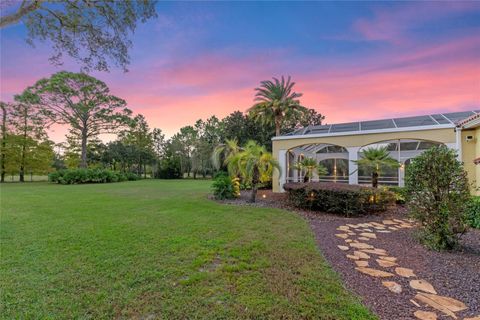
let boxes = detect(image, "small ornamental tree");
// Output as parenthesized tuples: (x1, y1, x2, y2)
(405, 146, 470, 250)
(293, 157, 327, 182)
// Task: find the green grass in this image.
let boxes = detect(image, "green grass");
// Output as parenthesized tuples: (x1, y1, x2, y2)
(0, 180, 375, 319)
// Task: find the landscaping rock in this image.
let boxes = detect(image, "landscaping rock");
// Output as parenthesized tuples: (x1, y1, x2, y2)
(382, 281, 402, 293)
(395, 267, 416, 278)
(414, 310, 438, 320)
(410, 280, 437, 294)
(355, 267, 394, 277)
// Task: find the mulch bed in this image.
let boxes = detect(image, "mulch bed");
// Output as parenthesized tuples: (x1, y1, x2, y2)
(218, 190, 480, 320)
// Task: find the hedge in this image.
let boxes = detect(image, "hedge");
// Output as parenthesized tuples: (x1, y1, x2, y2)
(284, 182, 395, 216)
(49, 168, 140, 184)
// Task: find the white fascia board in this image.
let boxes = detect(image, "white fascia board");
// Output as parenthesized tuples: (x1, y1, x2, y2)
(272, 124, 455, 141)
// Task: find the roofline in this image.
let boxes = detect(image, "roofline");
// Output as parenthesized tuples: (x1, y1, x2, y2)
(272, 124, 455, 141)
(459, 116, 480, 129)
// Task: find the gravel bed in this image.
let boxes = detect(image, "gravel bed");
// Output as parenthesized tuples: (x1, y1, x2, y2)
(217, 190, 480, 319)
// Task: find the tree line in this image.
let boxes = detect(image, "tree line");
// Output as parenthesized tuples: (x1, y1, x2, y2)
(0, 73, 323, 182)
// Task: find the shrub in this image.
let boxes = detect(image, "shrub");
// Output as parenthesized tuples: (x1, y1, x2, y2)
(284, 182, 395, 216)
(385, 186, 407, 204)
(49, 168, 139, 184)
(405, 146, 470, 250)
(466, 196, 480, 229)
(155, 158, 182, 179)
(212, 173, 239, 200)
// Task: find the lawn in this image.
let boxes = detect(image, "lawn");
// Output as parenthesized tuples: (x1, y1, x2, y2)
(0, 180, 375, 319)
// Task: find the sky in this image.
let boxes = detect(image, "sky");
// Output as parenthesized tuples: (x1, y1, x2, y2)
(1, 1, 480, 142)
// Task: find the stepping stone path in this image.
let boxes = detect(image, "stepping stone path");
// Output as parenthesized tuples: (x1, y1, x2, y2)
(334, 218, 476, 319)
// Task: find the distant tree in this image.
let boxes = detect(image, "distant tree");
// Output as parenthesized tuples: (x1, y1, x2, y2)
(0, 1, 157, 72)
(283, 108, 325, 132)
(221, 111, 274, 149)
(355, 147, 400, 188)
(170, 126, 197, 177)
(26, 71, 132, 168)
(226, 140, 280, 203)
(191, 117, 222, 178)
(248, 76, 307, 136)
(156, 140, 182, 179)
(8, 97, 48, 182)
(120, 114, 155, 178)
(0, 102, 10, 182)
(152, 128, 166, 158)
(151, 128, 165, 177)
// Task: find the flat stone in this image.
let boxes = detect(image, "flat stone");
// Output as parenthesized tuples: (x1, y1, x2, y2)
(349, 242, 374, 249)
(382, 281, 402, 293)
(345, 239, 353, 243)
(379, 256, 397, 262)
(337, 245, 349, 251)
(347, 231, 356, 236)
(355, 260, 369, 267)
(355, 267, 394, 277)
(371, 222, 385, 227)
(410, 299, 421, 307)
(372, 226, 386, 230)
(346, 224, 357, 228)
(361, 228, 374, 232)
(383, 220, 398, 225)
(347, 254, 360, 260)
(335, 233, 349, 239)
(393, 219, 405, 223)
(414, 293, 458, 319)
(377, 230, 392, 233)
(388, 227, 398, 230)
(377, 259, 397, 267)
(417, 293, 467, 313)
(358, 237, 370, 241)
(414, 311, 438, 320)
(353, 251, 370, 259)
(360, 232, 377, 239)
(361, 249, 388, 256)
(337, 226, 350, 231)
(410, 280, 437, 294)
(395, 267, 416, 278)
(358, 223, 371, 228)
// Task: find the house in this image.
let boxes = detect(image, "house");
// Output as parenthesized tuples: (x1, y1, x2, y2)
(271, 110, 480, 195)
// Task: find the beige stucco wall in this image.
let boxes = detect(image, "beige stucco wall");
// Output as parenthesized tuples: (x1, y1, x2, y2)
(272, 127, 457, 192)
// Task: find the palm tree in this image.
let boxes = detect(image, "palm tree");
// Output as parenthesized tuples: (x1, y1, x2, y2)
(227, 140, 280, 202)
(294, 157, 328, 182)
(211, 139, 242, 170)
(248, 76, 306, 136)
(355, 147, 400, 188)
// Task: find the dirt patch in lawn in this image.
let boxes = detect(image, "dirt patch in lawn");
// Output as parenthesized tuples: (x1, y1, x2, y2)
(218, 190, 480, 320)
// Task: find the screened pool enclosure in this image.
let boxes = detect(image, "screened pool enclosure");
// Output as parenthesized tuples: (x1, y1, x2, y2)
(274, 110, 479, 191)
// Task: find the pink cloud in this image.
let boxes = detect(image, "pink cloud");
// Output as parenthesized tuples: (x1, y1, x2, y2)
(354, 2, 480, 43)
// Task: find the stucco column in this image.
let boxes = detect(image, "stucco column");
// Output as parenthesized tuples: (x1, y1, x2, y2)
(278, 149, 287, 192)
(347, 147, 360, 185)
(455, 128, 463, 162)
(399, 164, 405, 187)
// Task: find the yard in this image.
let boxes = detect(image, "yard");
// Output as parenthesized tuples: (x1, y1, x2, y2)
(0, 180, 374, 319)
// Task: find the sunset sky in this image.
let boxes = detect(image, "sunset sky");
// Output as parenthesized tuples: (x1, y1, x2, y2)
(1, 1, 480, 142)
